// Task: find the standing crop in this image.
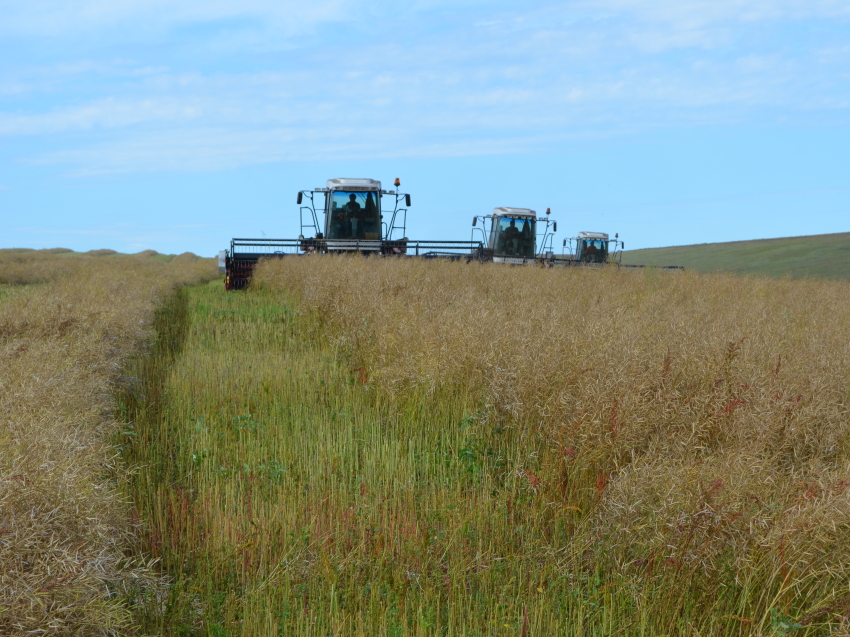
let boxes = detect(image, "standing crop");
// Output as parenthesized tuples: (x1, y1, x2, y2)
(126, 257, 850, 635)
(0, 250, 217, 636)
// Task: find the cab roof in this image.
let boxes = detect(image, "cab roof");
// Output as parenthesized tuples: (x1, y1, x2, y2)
(493, 207, 536, 218)
(578, 231, 609, 240)
(326, 178, 382, 191)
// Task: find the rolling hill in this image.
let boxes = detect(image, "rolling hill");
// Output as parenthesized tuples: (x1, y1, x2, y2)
(621, 231, 850, 279)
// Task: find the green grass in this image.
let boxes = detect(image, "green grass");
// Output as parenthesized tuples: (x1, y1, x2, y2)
(123, 285, 581, 635)
(121, 283, 596, 635)
(621, 232, 850, 279)
(118, 276, 846, 636)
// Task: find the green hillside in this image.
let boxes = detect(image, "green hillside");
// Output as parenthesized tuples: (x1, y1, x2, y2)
(621, 232, 850, 279)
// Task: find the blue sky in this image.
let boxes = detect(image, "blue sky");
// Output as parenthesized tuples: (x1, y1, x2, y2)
(1, 0, 849, 255)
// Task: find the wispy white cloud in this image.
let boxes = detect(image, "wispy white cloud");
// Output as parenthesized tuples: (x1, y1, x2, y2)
(31, 127, 601, 176)
(1, 0, 848, 175)
(6, 58, 787, 132)
(11, 51, 847, 173)
(0, 0, 356, 38)
(0, 97, 206, 135)
(1, 0, 837, 46)
(583, 0, 850, 27)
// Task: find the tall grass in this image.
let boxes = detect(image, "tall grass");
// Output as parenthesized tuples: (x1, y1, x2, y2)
(0, 250, 217, 635)
(125, 257, 850, 635)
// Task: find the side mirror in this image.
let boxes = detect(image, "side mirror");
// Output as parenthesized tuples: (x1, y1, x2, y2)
(472, 217, 477, 227)
(405, 194, 411, 207)
(553, 222, 557, 232)
(297, 192, 303, 205)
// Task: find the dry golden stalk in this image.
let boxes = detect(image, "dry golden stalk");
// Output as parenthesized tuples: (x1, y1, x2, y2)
(0, 249, 217, 636)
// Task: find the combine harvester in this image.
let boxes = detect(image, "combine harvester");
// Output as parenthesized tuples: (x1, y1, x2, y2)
(470, 209, 647, 269)
(471, 207, 559, 265)
(560, 231, 683, 269)
(561, 231, 624, 265)
(219, 177, 681, 289)
(469, 212, 682, 269)
(220, 178, 483, 289)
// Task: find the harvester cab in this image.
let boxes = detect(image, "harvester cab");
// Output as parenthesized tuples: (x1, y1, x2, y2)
(471, 207, 557, 264)
(297, 178, 412, 254)
(563, 231, 624, 265)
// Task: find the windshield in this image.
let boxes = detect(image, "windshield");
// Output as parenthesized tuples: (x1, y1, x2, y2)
(579, 239, 608, 263)
(326, 191, 381, 240)
(494, 217, 535, 257)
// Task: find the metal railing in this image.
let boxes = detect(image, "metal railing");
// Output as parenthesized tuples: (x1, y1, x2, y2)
(229, 238, 303, 260)
(400, 240, 484, 258)
(228, 238, 485, 260)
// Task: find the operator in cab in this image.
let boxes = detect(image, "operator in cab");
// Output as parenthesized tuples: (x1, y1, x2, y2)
(343, 194, 361, 215)
(502, 219, 521, 255)
(343, 194, 363, 238)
